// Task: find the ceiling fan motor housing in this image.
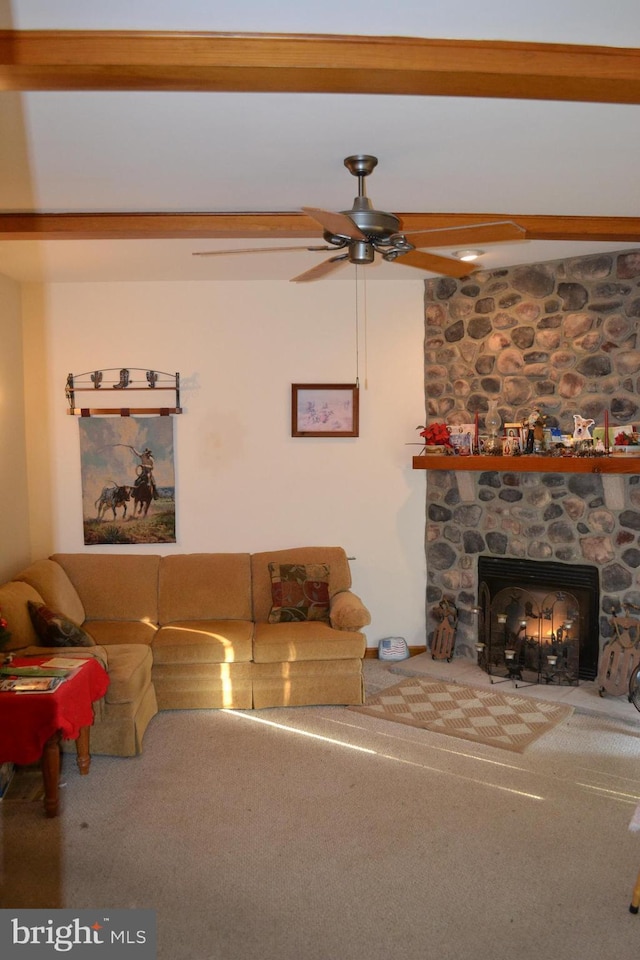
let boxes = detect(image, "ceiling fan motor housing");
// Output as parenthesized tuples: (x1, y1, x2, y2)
(344, 197, 402, 243)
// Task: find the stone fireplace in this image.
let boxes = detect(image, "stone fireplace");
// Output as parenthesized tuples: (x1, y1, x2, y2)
(422, 249, 640, 672)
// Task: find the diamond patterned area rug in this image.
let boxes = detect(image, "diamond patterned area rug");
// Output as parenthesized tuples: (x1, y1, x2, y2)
(350, 677, 574, 752)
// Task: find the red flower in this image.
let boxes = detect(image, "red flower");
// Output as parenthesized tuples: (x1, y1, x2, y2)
(615, 431, 638, 446)
(417, 423, 452, 447)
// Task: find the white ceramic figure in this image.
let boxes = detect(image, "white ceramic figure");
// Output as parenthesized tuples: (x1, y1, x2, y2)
(573, 414, 595, 440)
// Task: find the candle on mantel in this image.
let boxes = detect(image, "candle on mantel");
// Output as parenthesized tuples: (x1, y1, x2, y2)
(474, 410, 479, 454)
(604, 409, 609, 452)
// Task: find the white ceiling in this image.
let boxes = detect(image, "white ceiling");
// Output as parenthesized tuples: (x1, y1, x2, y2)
(1, 0, 640, 283)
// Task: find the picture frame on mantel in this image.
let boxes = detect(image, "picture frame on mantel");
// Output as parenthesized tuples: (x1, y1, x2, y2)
(291, 383, 359, 438)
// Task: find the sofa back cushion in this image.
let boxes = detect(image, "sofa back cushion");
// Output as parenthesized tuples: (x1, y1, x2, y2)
(51, 553, 160, 623)
(251, 547, 352, 623)
(0, 581, 43, 650)
(158, 554, 252, 623)
(15, 558, 86, 626)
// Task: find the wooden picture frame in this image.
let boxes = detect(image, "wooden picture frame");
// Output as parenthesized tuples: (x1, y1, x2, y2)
(292, 383, 359, 437)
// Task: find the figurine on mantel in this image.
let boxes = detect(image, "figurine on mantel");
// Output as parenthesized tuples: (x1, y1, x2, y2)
(524, 406, 546, 453)
(573, 414, 595, 442)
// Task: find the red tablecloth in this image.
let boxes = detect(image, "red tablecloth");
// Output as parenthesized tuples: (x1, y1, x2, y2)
(0, 657, 109, 765)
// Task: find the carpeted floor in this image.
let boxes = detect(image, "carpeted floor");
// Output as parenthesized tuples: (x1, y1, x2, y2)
(3, 658, 640, 960)
(1, 765, 42, 803)
(349, 676, 574, 751)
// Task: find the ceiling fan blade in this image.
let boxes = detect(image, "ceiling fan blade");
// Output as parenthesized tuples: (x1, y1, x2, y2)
(393, 249, 474, 278)
(290, 254, 349, 283)
(193, 245, 330, 257)
(401, 220, 526, 249)
(302, 206, 367, 241)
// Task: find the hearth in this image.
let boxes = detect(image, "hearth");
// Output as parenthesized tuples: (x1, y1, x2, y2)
(477, 557, 599, 683)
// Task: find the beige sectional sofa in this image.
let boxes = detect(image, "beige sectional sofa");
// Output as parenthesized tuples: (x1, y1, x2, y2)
(0, 547, 370, 756)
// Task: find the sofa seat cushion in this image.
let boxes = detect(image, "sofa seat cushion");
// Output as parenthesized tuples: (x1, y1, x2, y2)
(253, 621, 366, 663)
(101, 644, 153, 705)
(83, 619, 158, 646)
(153, 620, 253, 664)
(24, 644, 148, 708)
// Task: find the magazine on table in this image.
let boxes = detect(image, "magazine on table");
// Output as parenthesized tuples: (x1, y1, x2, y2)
(0, 675, 66, 694)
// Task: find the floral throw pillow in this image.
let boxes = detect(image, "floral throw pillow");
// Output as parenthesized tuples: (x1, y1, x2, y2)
(27, 601, 95, 647)
(268, 563, 331, 623)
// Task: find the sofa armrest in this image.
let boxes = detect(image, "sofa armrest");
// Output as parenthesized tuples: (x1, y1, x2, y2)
(329, 590, 371, 632)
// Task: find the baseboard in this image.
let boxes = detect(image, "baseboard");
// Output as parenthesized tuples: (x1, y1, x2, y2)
(364, 645, 427, 659)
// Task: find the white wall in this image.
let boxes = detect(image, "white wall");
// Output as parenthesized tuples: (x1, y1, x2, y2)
(21, 277, 428, 649)
(0, 272, 31, 581)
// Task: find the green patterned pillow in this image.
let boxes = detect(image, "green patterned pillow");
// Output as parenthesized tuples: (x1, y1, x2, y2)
(28, 601, 95, 647)
(268, 563, 331, 623)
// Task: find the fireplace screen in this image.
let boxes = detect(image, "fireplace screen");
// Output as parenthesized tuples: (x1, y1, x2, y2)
(477, 557, 599, 683)
(480, 585, 581, 686)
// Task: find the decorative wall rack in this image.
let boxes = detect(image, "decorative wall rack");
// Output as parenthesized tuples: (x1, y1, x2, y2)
(65, 368, 182, 416)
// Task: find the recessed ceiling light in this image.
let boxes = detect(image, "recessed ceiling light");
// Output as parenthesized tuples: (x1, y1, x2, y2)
(454, 249, 484, 262)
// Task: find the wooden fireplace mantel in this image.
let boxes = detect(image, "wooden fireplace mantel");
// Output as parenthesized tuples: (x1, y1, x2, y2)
(412, 454, 640, 475)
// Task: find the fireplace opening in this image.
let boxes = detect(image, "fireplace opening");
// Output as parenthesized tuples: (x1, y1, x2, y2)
(477, 557, 599, 683)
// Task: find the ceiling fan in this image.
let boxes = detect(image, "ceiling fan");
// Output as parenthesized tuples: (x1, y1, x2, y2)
(193, 155, 526, 282)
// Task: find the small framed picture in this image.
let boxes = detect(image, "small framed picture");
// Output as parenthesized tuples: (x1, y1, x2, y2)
(448, 423, 474, 456)
(292, 383, 359, 437)
(503, 422, 524, 455)
(502, 435, 522, 455)
(504, 421, 524, 441)
(504, 423, 524, 440)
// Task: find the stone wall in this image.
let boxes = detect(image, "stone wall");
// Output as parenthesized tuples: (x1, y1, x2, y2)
(423, 249, 640, 661)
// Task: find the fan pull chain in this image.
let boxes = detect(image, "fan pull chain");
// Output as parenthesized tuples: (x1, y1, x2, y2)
(355, 266, 360, 385)
(354, 266, 369, 389)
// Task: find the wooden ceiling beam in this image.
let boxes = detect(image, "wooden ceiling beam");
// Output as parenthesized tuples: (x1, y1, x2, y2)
(1, 211, 639, 243)
(1, 32, 638, 246)
(1, 31, 640, 103)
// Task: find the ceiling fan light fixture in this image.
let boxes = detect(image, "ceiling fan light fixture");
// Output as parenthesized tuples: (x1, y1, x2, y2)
(349, 240, 375, 265)
(454, 249, 484, 262)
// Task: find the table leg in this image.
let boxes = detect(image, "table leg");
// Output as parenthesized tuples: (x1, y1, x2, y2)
(75, 725, 91, 775)
(41, 733, 61, 818)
